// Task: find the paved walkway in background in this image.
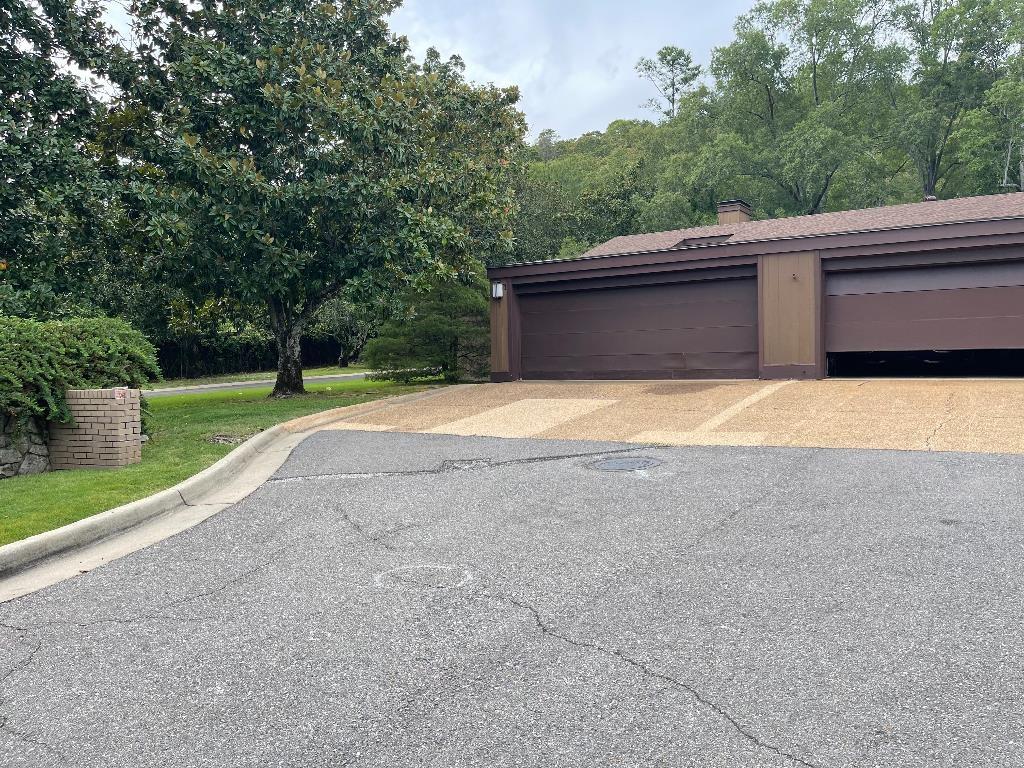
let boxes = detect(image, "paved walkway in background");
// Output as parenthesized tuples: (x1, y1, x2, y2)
(144, 371, 367, 397)
(3, 430, 1023, 766)
(317, 379, 1024, 454)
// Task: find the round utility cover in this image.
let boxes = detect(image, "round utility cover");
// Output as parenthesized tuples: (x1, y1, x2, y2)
(587, 456, 662, 472)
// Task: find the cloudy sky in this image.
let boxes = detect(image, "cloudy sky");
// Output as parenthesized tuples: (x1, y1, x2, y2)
(105, 1, 755, 139)
(390, 0, 753, 138)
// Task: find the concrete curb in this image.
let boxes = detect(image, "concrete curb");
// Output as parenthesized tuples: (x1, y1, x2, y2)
(0, 425, 286, 579)
(0, 385, 452, 584)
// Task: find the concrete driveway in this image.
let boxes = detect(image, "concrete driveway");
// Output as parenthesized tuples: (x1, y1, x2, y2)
(318, 379, 1024, 453)
(3, 426, 1024, 767)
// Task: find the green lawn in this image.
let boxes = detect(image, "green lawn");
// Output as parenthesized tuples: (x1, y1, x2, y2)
(0, 380, 427, 546)
(146, 364, 370, 390)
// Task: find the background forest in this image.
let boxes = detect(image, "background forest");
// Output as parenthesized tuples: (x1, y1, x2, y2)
(512, 0, 1024, 264)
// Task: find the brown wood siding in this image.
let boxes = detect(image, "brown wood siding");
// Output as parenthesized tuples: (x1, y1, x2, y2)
(489, 292, 510, 374)
(519, 277, 758, 379)
(826, 260, 1024, 352)
(759, 252, 821, 372)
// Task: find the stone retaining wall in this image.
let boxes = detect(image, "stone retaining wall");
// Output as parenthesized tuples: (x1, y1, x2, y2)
(48, 388, 142, 470)
(0, 414, 50, 478)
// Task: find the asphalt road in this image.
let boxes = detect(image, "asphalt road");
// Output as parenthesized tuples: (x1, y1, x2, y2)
(3, 431, 1024, 767)
(144, 372, 367, 397)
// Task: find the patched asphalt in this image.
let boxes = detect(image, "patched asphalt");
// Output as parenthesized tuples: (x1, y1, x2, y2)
(3, 430, 1024, 767)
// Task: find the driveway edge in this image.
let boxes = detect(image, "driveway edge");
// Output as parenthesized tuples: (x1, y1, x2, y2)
(0, 386, 453, 590)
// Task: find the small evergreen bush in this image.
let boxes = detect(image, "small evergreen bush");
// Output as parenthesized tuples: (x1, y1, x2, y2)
(0, 316, 161, 427)
(363, 275, 490, 384)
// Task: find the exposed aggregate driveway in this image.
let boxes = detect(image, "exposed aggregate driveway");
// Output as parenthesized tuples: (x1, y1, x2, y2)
(2, 430, 1024, 767)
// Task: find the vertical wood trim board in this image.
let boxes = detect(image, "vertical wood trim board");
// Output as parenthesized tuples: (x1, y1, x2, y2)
(759, 251, 822, 368)
(490, 292, 510, 373)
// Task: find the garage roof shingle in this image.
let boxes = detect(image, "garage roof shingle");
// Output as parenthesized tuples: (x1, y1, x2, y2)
(580, 192, 1024, 259)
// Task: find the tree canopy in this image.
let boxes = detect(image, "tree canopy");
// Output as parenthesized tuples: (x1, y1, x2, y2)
(636, 45, 702, 119)
(517, 0, 1024, 264)
(0, 0, 118, 316)
(105, 0, 525, 394)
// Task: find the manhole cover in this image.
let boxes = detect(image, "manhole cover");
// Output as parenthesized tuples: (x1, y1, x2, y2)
(587, 456, 663, 472)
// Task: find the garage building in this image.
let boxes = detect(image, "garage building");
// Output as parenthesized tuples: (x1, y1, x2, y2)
(488, 193, 1024, 380)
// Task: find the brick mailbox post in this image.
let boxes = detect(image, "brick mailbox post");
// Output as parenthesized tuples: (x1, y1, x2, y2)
(48, 388, 143, 470)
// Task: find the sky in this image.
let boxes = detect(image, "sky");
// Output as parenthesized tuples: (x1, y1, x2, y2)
(390, 0, 753, 139)
(104, 0, 755, 140)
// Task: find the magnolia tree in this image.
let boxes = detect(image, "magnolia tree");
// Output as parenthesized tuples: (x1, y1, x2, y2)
(108, 0, 525, 395)
(1, 0, 114, 316)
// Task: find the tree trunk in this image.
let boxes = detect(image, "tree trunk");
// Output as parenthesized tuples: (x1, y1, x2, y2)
(444, 336, 460, 383)
(922, 159, 938, 199)
(351, 336, 369, 365)
(338, 347, 350, 368)
(269, 298, 305, 397)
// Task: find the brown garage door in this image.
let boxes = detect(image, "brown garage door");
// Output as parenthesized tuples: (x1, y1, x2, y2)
(519, 276, 758, 379)
(826, 259, 1024, 352)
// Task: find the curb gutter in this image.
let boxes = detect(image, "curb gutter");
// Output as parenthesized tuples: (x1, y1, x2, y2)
(0, 385, 451, 598)
(0, 424, 285, 579)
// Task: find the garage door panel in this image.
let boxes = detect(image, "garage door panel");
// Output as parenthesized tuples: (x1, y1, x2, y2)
(828, 284, 1024, 321)
(524, 352, 759, 380)
(826, 265, 1024, 353)
(827, 260, 1024, 296)
(519, 277, 758, 379)
(828, 316, 1024, 352)
(523, 325, 758, 358)
(520, 298, 757, 334)
(520, 292, 757, 319)
(524, 352, 685, 374)
(523, 279, 753, 314)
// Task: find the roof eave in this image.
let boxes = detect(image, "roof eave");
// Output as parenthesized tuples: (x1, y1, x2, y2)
(489, 214, 1024, 280)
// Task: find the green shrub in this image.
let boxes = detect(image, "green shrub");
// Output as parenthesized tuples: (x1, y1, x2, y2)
(363, 274, 489, 384)
(0, 316, 161, 427)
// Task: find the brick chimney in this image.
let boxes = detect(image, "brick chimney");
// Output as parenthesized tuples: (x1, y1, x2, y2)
(717, 199, 752, 225)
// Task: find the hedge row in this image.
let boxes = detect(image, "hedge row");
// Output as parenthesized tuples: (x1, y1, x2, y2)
(0, 316, 161, 427)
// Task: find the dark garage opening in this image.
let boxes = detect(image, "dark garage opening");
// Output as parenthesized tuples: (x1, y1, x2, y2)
(828, 349, 1024, 377)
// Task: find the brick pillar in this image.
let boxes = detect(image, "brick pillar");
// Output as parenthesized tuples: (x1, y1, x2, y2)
(48, 388, 143, 470)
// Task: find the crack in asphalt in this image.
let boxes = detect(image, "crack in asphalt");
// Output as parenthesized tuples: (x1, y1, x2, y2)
(486, 591, 821, 768)
(0, 637, 67, 762)
(584, 470, 789, 612)
(267, 446, 660, 483)
(0, 503, 398, 641)
(684, 481, 780, 553)
(0, 719, 66, 764)
(0, 614, 183, 633)
(337, 512, 399, 552)
(1, 637, 41, 684)
(0, 540, 307, 746)
(164, 544, 295, 609)
(335, 517, 424, 553)
(0, 439, 826, 765)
